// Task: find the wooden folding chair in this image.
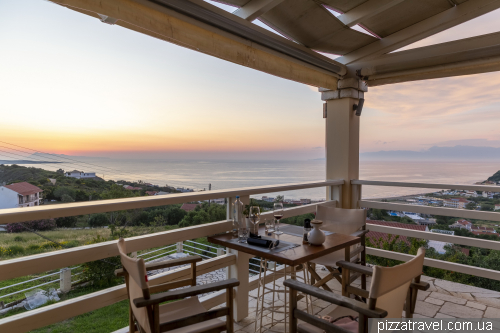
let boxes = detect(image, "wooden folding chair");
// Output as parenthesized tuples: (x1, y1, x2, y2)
(115, 238, 239, 333)
(307, 206, 368, 298)
(286, 248, 429, 333)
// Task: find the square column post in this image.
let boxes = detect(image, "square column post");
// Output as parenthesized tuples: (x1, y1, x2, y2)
(321, 78, 366, 209)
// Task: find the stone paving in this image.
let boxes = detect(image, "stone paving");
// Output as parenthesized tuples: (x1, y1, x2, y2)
(214, 267, 500, 332)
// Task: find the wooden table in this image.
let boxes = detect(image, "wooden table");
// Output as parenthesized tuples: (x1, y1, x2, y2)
(208, 225, 360, 333)
(208, 225, 360, 267)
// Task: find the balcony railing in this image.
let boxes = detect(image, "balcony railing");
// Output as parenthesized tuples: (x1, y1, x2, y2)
(0, 179, 342, 332)
(2, 178, 500, 332)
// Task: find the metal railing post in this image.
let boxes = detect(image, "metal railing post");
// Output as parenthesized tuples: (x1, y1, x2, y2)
(59, 268, 71, 293)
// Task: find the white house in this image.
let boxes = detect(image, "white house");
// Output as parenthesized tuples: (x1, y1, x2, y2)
(449, 219, 473, 231)
(495, 204, 500, 211)
(0, 182, 43, 209)
(65, 170, 96, 179)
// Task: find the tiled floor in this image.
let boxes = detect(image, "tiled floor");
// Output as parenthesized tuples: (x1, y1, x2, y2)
(227, 266, 500, 332)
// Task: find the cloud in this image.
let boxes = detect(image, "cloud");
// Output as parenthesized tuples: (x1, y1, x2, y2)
(426, 139, 500, 148)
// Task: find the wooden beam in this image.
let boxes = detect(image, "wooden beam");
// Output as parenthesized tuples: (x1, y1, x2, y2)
(233, 0, 284, 21)
(349, 31, 500, 85)
(51, 0, 344, 89)
(337, 0, 500, 65)
(352, 179, 500, 193)
(337, 0, 404, 27)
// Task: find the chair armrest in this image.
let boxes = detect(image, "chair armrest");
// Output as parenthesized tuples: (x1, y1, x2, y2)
(115, 255, 202, 277)
(411, 281, 430, 291)
(134, 278, 240, 308)
(336, 261, 373, 276)
(350, 230, 369, 238)
(283, 279, 387, 318)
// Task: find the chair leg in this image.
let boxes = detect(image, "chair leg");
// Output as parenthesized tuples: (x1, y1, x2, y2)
(129, 306, 135, 333)
(289, 287, 298, 333)
(309, 263, 316, 285)
(226, 287, 234, 333)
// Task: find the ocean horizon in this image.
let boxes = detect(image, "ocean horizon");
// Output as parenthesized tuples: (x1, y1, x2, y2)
(3, 158, 499, 200)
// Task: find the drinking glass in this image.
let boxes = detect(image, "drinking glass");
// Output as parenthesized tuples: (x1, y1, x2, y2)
(273, 202, 284, 235)
(249, 206, 261, 234)
(238, 227, 249, 243)
(265, 219, 274, 233)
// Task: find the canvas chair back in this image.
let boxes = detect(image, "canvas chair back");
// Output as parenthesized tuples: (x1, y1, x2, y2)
(316, 206, 366, 235)
(117, 238, 152, 333)
(369, 248, 425, 318)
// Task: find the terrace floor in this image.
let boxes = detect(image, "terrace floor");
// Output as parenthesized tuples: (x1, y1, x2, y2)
(226, 267, 500, 333)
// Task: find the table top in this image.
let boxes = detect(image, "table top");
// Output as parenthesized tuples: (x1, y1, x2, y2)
(207, 225, 360, 266)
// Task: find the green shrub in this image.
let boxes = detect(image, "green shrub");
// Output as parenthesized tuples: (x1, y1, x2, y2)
(89, 213, 108, 227)
(65, 240, 80, 248)
(55, 216, 78, 228)
(7, 245, 25, 255)
(14, 236, 24, 242)
(81, 235, 121, 286)
(27, 244, 40, 251)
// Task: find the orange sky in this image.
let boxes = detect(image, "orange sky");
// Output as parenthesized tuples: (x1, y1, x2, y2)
(1, 1, 500, 159)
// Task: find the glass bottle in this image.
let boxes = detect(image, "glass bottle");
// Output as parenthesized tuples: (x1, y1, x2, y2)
(303, 218, 311, 244)
(233, 196, 245, 231)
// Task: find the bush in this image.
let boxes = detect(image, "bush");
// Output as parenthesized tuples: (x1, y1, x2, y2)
(81, 235, 121, 286)
(6, 219, 57, 233)
(89, 214, 108, 228)
(55, 216, 78, 228)
(61, 194, 75, 203)
(14, 236, 24, 242)
(54, 186, 76, 201)
(27, 244, 40, 251)
(7, 245, 24, 255)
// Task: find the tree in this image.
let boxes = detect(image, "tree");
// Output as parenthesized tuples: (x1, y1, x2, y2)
(274, 195, 284, 203)
(61, 194, 75, 203)
(466, 202, 477, 210)
(56, 169, 64, 175)
(55, 216, 78, 228)
(89, 214, 108, 227)
(54, 186, 76, 201)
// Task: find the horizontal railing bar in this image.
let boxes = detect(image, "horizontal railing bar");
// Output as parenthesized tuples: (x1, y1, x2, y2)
(0, 220, 233, 282)
(182, 243, 216, 254)
(0, 271, 61, 292)
(0, 180, 343, 224)
(185, 241, 221, 251)
(360, 200, 500, 222)
(143, 250, 177, 262)
(352, 179, 500, 193)
(137, 245, 176, 257)
(0, 255, 236, 332)
(366, 247, 500, 281)
(183, 249, 213, 259)
(259, 200, 337, 222)
(0, 278, 61, 300)
(366, 224, 500, 251)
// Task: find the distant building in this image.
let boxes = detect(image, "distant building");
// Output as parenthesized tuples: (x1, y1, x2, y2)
(300, 199, 311, 204)
(176, 187, 194, 193)
(449, 219, 472, 231)
(428, 229, 454, 254)
(471, 226, 497, 235)
(366, 220, 428, 247)
(145, 191, 158, 196)
(415, 218, 437, 227)
(495, 204, 500, 211)
(155, 191, 170, 196)
(181, 203, 200, 212)
(0, 182, 43, 209)
(443, 198, 470, 209)
(48, 178, 57, 185)
(124, 185, 142, 191)
(261, 196, 275, 202)
(404, 212, 424, 221)
(65, 170, 97, 179)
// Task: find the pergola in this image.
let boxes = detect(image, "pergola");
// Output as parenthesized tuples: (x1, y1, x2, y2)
(52, 0, 500, 208)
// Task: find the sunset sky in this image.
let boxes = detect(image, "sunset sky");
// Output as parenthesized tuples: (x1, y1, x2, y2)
(1, 0, 500, 160)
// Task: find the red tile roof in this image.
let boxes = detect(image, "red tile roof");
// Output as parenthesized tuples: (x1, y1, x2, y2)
(366, 220, 426, 247)
(4, 182, 43, 196)
(472, 226, 495, 231)
(181, 203, 200, 212)
(145, 191, 158, 196)
(457, 219, 472, 225)
(472, 231, 499, 237)
(125, 186, 142, 190)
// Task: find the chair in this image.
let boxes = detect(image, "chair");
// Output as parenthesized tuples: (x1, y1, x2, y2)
(115, 238, 240, 333)
(306, 206, 368, 296)
(285, 248, 429, 333)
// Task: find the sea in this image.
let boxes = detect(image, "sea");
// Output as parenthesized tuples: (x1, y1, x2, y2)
(9, 159, 500, 200)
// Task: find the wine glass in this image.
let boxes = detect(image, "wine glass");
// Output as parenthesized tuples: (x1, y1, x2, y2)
(273, 202, 284, 235)
(249, 206, 261, 234)
(238, 227, 249, 243)
(265, 219, 274, 234)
